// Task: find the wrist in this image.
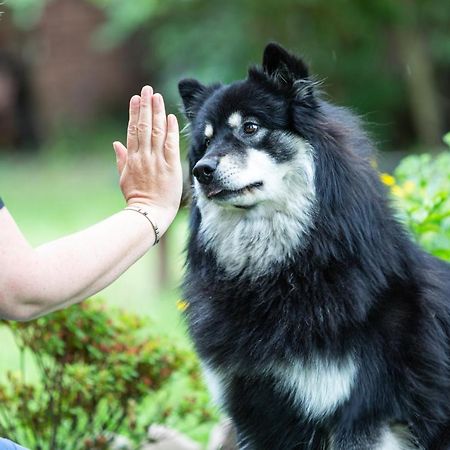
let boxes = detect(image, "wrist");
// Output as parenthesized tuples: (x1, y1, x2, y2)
(125, 203, 176, 238)
(124, 205, 161, 245)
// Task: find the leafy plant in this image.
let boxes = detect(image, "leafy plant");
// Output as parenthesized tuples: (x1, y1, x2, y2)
(139, 350, 219, 444)
(0, 300, 208, 449)
(382, 133, 450, 261)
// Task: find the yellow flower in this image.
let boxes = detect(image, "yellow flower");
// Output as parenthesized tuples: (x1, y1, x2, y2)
(176, 299, 189, 312)
(380, 173, 396, 187)
(402, 180, 415, 195)
(391, 185, 404, 198)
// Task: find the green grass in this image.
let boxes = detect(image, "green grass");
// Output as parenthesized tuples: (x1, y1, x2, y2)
(0, 151, 191, 374)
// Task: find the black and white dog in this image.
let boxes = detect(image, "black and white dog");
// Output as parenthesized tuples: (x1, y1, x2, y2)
(178, 43, 450, 450)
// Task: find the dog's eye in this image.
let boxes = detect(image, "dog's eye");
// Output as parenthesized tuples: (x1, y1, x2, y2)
(243, 122, 259, 135)
(204, 138, 211, 148)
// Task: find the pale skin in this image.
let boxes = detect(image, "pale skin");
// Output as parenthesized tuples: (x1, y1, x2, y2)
(0, 86, 182, 321)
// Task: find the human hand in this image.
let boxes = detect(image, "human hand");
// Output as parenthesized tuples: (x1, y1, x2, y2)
(113, 86, 182, 234)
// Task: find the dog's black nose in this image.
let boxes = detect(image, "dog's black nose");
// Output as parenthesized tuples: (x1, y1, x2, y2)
(192, 159, 218, 185)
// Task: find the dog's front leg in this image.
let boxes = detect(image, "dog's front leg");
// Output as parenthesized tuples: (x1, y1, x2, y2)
(225, 375, 325, 450)
(234, 428, 321, 450)
(331, 423, 420, 450)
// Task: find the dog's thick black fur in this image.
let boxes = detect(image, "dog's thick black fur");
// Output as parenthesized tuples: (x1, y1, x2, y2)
(178, 43, 450, 449)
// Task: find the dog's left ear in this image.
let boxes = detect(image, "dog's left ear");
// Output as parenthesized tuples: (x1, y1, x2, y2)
(257, 43, 314, 101)
(262, 43, 309, 84)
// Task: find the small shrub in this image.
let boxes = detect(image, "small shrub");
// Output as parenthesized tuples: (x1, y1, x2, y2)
(139, 349, 219, 444)
(382, 133, 450, 262)
(395, 152, 450, 260)
(0, 300, 208, 449)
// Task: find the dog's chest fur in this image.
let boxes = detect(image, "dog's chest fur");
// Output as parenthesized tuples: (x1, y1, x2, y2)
(203, 355, 358, 420)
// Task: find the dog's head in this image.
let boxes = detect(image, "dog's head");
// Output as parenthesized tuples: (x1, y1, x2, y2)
(179, 44, 380, 276)
(179, 43, 317, 213)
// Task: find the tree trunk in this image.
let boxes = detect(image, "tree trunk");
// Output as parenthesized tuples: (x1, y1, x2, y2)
(395, 19, 443, 146)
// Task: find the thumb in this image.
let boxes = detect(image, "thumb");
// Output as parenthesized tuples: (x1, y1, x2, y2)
(113, 141, 127, 175)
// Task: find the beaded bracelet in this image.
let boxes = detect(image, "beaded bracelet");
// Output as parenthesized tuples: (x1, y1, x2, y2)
(124, 206, 160, 245)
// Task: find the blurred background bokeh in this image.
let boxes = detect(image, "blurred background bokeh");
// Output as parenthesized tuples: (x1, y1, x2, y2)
(0, 0, 449, 446)
(2, 0, 450, 152)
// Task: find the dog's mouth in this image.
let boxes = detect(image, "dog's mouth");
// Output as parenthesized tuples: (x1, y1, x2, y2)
(206, 181, 264, 201)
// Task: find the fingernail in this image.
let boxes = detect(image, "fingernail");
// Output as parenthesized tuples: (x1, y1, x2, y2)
(142, 85, 153, 96)
(153, 93, 162, 105)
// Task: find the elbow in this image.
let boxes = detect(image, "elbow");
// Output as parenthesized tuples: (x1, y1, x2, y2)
(0, 293, 40, 322)
(6, 310, 38, 322)
(0, 278, 43, 322)
(12, 304, 42, 322)
(16, 312, 41, 322)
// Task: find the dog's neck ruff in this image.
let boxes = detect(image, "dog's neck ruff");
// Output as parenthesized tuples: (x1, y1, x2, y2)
(195, 141, 316, 278)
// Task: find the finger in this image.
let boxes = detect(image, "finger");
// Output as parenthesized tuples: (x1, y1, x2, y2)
(127, 95, 140, 153)
(137, 85, 153, 153)
(113, 141, 127, 175)
(151, 93, 167, 155)
(164, 114, 180, 165)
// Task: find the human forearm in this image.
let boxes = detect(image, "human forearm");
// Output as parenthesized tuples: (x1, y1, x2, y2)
(0, 206, 169, 320)
(28, 208, 160, 315)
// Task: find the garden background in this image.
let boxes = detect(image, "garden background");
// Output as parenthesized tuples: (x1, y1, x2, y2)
(0, 0, 449, 448)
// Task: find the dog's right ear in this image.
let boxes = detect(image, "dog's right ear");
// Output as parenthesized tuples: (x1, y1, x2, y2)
(178, 78, 208, 121)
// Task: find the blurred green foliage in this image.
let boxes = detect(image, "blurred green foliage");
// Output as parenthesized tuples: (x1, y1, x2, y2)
(5, 0, 450, 146)
(386, 133, 450, 261)
(0, 300, 217, 449)
(3, 0, 46, 28)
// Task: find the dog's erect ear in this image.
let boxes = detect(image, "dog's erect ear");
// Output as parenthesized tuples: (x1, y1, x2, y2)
(248, 43, 316, 103)
(262, 43, 309, 84)
(178, 78, 208, 121)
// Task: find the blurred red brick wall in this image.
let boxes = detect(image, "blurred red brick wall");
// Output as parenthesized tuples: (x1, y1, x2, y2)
(0, 0, 143, 144)
(32, 0, 137, 129)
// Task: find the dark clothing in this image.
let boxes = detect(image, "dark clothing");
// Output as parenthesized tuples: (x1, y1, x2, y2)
(0, 198, 4, 209)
